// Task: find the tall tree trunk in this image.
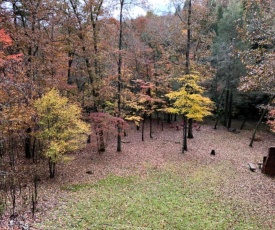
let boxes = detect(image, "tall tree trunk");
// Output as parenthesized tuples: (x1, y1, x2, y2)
(90, 0, 103, 109)
(249, 95, 275, 147)
(157, 112, 160, 124)
(227, 91, 233, 129)
(9, 135, 15, 168)
(25, 127, 32, 159)
(70, 1, 94, 87)
(249, 109, 266, 147)
(186, 0, 191, 75)
(67, 51, 74, 85)
(214, 88, 225, 129)
(142, 115, 145, 141)
(32, 175, 39, 217)
(117, 0, 124, 152)
(161, 113, 164, 131)
(182, 0, 192, 151)
(84, 53, 94, 86)
(149, 115, 153, 138)
(223, 87, 230, 126)
(166, 113, 171, 123)
(146, 66, 153, 139)
(32, 137, 36, 163)
(174, 114, 177, 122)
(182, 116, 188, 153)
(49, 159, 56, 178)
(188, 118, 194, 138)
(98, 129, 105, 152)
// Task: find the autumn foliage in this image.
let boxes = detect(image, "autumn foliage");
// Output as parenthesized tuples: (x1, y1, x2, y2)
(34, 88, 90, 177)
(1, 0, 275, 225)
(267, 109, 275, 133)
(0, 28, 32, 153)
(166, 73, 213, 121)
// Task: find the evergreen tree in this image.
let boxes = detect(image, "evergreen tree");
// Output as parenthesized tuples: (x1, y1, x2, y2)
(210, 0, 246, 128)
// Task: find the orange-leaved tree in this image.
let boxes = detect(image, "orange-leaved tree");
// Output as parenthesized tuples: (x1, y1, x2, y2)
(0, 27, 35, 166)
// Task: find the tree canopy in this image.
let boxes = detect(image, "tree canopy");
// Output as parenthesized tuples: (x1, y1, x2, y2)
(0, 0, 274, 189)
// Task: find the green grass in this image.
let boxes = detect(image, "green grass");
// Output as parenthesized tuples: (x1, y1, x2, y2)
(39, 166, 265, 230)
(61, 175, 135, 192)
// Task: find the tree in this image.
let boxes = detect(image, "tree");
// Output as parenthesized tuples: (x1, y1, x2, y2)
(166, 72, 213, 153)
(172, 0, 217, 138)
(116, 0, 124, 152)
(7, 0, 78, 159)
(238, 0, 275, 141)
(185, 0, 192, 139)
(239, 0, 275, 94)
(210, 0, 246, 129)
(34, 88, 90, 178)
(89, 112, 125, 153)
(128, 79, 165, 141)
(0, 27, 34, 165)
(110, 0, 144, 151)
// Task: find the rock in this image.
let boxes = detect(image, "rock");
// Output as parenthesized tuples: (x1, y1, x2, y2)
(9, 220, 14, 227)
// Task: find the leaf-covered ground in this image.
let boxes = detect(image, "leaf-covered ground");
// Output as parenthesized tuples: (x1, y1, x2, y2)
(1, 119, 275, 229)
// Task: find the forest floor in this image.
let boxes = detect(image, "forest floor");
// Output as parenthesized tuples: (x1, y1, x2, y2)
(1, 119, 275, 229)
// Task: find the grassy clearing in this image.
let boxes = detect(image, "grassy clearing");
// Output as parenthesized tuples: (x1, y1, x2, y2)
(60, 176, 135, 192)
(38, 164, 265, 230)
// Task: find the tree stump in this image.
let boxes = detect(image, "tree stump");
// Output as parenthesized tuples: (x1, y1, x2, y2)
(262, 147, 275, 177)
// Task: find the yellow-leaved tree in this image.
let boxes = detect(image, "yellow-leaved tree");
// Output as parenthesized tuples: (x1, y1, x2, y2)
(34, 88, 90, 178)
(166, 73, 213, 153)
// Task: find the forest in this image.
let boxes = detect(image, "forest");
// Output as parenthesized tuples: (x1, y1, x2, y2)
(0, 0, 275, 229)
